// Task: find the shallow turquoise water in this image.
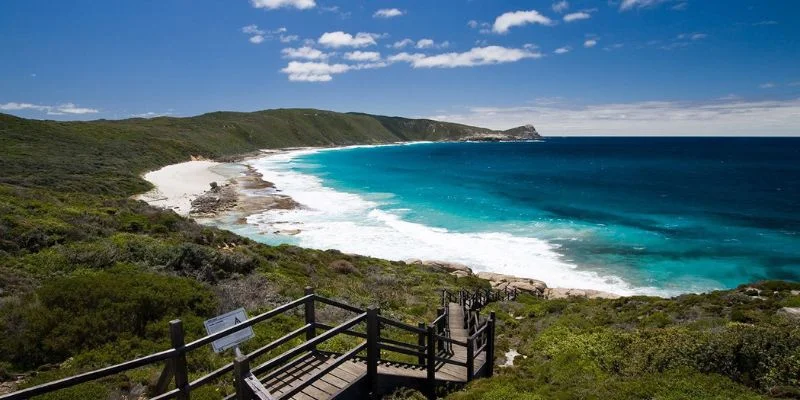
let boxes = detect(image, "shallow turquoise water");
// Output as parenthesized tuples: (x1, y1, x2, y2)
(244, 138, 800, 295)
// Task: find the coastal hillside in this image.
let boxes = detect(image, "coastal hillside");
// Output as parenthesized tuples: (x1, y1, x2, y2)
(0, 110, 538, 195)
(1, 110, 799, 399)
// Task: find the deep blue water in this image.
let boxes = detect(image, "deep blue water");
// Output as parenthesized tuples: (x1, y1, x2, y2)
(249, 138, 800, 294)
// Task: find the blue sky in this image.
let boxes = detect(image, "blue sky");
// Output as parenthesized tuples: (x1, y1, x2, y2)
(1, 0, 798, 135)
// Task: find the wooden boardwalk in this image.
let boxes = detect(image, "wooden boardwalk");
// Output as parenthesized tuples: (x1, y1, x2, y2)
(3, 288, 516, 400)
(259, 302, 484, 399)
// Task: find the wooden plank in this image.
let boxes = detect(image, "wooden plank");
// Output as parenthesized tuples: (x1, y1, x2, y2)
(263, 356, 331, 397)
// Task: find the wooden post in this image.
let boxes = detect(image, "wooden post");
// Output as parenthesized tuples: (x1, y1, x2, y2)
(304, 286, 316, 352)
(426, 325, 436, 400)
(417, 322, 426, 366)
(153, 359, 175, 395)
(366, 307, 379, 399)
(486, 312, 496, 378)
(436, 307, 444, 354)
(234, 355, 253, 400)
(466, 337, 474, 381)
(169, 320, 190, 400)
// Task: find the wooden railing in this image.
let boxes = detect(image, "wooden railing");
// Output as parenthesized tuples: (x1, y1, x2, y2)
(1, 287, 514, 400)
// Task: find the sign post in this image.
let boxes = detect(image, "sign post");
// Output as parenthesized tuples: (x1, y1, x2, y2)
(203, 308, 255, 353)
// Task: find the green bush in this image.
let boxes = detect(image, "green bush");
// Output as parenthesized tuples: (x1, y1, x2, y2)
(0, 265, 216, 368)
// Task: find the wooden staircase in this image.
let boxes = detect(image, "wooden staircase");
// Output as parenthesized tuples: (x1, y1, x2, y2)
(2, 288, 516, 400)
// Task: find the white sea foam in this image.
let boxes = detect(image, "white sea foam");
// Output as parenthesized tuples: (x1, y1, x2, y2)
(244, 146, 666, 296)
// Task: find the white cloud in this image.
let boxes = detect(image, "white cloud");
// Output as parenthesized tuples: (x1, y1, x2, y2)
(250, 0, 315, 10)
(552, 1, 569, 13)
(554, 46, 571, 54)
(493, 10, 555, 34)
(677, 32, 707, 41)
(584, 39, 598, 48)
(391, 39, 415, 49)
(416, 39, 435, 49)
(467, 20, 479, 28)
(414, 39, 449, 49)
(619, 0, 671, 11)
(563, 12, 591, 22)
(426, 98, 800, 136)
(318, 31, 380, 48)
(344, 51, 381, 62)
(759, 83, 776, 89)
(131, 112, 173, 119)
(319, 5, 351, 18)
(388, 46, 542, 69)
(57, 103, 100, 114)
(280, 61, 350, 82)
(241, 25, 265, 35)
(373, 8, 404, 18)
(281, 46, 330, 60)
(0, 102, 99, 115)
(241, 25, 291, 44)
(671, 2, 688, 10)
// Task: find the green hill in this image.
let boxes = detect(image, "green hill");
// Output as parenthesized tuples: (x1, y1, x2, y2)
(0, 109, 536, 195)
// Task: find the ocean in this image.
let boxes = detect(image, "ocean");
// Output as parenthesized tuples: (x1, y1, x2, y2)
(232, 138, 800, 296)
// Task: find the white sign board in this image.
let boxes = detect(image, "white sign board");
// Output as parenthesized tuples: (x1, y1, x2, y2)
(203, 308, 255, 353)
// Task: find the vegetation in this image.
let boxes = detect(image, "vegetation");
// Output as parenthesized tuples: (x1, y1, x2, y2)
(0, 110, 798, 399)
(446, 282, 800, 400)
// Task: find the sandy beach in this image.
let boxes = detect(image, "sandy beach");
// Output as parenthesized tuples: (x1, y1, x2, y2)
(136, 160, 226, 216)
(136, 153, 298, 220)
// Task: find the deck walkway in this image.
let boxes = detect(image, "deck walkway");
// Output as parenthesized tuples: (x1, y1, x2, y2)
(3, 288, 516, 400)
(259, 302, 483, 399)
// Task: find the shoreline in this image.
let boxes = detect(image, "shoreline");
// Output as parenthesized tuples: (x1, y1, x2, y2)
(134, 145, 648, 299)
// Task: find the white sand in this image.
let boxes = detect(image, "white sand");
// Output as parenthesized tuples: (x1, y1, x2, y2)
(136, 161, 226, 216)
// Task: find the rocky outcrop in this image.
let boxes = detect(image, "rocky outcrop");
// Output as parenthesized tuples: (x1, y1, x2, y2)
(777, 307, 800, 321)
(407, 259, 473, 278)
(500, 124, 540, 140)
(406, 260, 621, 300)
(545, 288, 621, 300)
(476, 272, 548, 296)
(459, 124, 541, 142)
(190, 182, 237, 215)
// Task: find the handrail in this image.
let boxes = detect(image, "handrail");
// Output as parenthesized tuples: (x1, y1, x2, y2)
(379, 336, 425, 351)
(434, 356, 468, 367)
(314, 322, 368, 339)
(185, 295, 311, 352)
(475, 341, 488, 355)
(251, 313, 367, 376)
(278, 343, 367, 400)
(2, 287, 509, 400)
(314, 295, 366, 314)
(0, 348, 178, 400)
(378, 316, 427, 334)
(434, 334, 468, 348)
(250, 324, 310, 360)
(431, 312, 447, 326)
(470, 321, 489, 341)
(378, 343, 426, 358)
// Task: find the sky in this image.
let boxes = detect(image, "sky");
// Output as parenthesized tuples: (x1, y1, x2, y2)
(1, 0, 798, 135)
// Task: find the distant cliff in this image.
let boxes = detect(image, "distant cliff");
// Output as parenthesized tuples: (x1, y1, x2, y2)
(458, 124, 541, 142)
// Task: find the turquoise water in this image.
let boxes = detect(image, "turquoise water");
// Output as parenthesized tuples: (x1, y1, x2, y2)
(244, 139, 800, 295)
